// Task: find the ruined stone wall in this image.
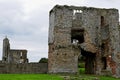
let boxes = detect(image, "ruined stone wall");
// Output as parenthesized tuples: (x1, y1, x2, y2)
(49, 5, 120, 77)
(49, 5, 79, 73)
(9, 49, 28, 63)
(0, 63, 48, 73)
(79, 8, 119, 76)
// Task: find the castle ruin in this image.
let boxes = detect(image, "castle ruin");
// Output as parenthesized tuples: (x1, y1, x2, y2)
(0, 5, 120, 77)
(48, 5, 120, 77)
(0, 37, 48, 73)
(2, 37, 28, 63)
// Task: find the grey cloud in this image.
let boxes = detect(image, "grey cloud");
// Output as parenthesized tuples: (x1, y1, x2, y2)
(0, 0, 120, 62)
(0, 0, 48, 62)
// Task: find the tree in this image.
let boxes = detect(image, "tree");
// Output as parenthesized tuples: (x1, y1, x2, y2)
(39, 58, 48, 63)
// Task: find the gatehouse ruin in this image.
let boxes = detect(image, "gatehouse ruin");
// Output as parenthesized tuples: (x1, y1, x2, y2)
(48, 5, 120, 77)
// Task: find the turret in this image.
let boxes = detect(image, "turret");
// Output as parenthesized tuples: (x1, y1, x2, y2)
(2, 37, 10, 62)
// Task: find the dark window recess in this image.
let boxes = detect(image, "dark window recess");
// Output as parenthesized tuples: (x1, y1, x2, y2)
(102, 57, 107, 70)
(71, 29, 84, 44)
(101, 16, 105, 27)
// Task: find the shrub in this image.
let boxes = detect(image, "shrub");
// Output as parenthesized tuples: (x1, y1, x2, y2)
(39, 58, 48, 63)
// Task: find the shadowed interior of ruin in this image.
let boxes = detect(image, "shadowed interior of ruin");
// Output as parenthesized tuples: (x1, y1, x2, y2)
(71, 29, 84, 44)
(102, 57, 107, 70)
(71, 28, 96, 74)
(80, 48, 96, 74)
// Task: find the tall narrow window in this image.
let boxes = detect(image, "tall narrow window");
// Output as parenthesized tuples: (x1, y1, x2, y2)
(102, 57, 107, 69)
(101, 16, 104, 27)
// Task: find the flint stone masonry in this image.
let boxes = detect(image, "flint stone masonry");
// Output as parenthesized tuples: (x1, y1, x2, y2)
(0, 63, 48, 73)
(48, 5, 120, 77)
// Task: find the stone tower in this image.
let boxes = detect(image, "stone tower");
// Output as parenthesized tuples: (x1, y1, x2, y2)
(2, 37, 10, 63)
(48, 5, 120, 77)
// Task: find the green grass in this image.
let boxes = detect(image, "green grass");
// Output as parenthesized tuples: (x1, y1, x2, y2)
(78, 67, 119, 80)
(99, 76, 120, 80)
(0, 72, 120, 80)
(70, 74, 120, 80)
(0, 74, 119, 80)
(0, 74, 63, 80)
(79, 68, 85, 74)
(78, 62, 85, 74)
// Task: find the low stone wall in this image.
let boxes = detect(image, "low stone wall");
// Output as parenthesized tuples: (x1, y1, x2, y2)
(0, 63, 48, 73)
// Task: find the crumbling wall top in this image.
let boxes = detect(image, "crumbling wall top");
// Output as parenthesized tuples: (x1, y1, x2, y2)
(50, 5, 118, 13)
(10, 49, 27, 53)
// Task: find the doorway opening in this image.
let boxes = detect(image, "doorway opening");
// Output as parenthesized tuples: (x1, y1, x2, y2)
(71, 28, 96, 74)
(80, 48, 96, 74)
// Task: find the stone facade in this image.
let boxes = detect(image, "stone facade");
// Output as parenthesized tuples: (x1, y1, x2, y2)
(2, 37, 28, 63)
(48, 5, 120, 77)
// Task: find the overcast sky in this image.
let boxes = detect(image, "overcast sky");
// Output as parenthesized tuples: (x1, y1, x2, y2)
(0, 0, 120, 62)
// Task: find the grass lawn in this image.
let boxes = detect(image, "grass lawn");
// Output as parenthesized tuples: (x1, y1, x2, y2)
(71, 74, 120, 80)
(99, 76, 120, 80)
(78, 67, 120, 80)
(0, 74, 64, 80)
(0, 74, 120, 80)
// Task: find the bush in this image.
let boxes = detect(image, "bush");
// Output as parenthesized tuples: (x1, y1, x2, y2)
(78, 62, 85, 68)
(39, 58, 48, 63)
(79, 68, 85, 74)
